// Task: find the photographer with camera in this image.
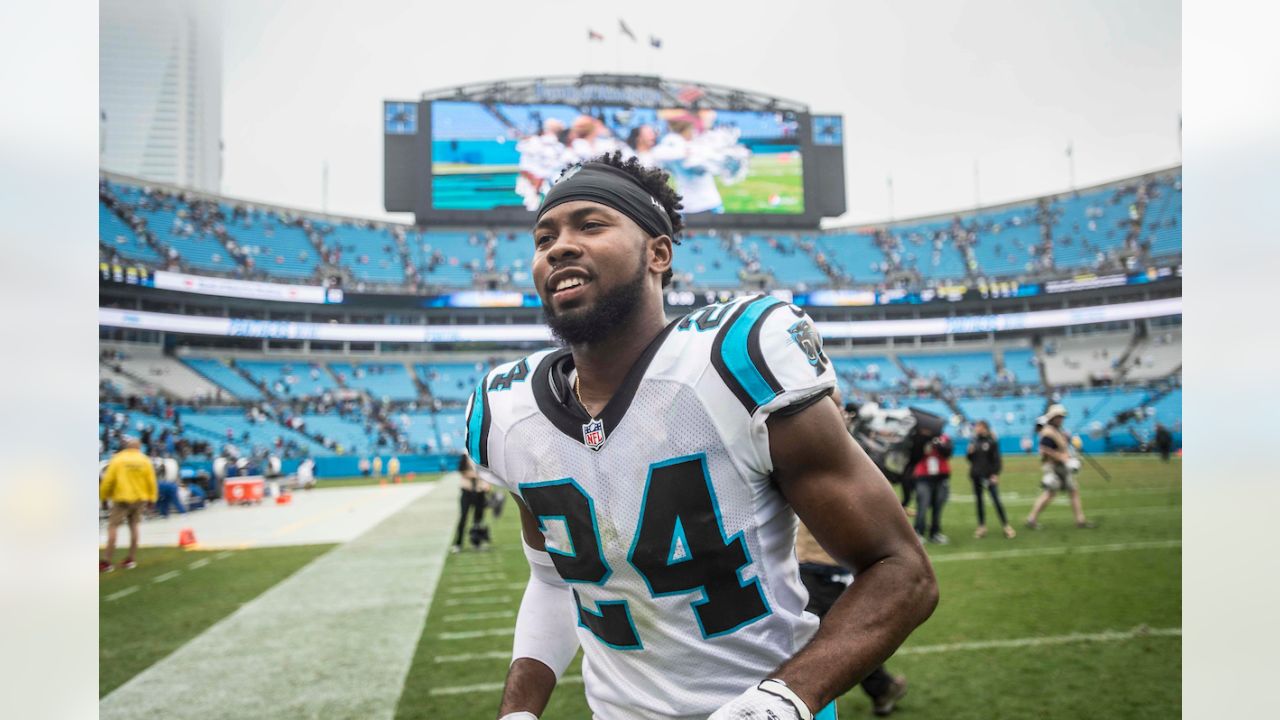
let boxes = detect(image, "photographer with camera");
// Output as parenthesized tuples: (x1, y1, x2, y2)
(1026, 405, 1095, 530)
(966, 421, 1015, 539)
(912, 432, 954, 544)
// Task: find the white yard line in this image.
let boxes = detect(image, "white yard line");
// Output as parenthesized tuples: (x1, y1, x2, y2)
(431, 675, 584, 696)
(101, 478, 456, 720)
(447, 581, 527, 594)
(898, 626, 1181, 655)
(433, 650, 513, 664)
(931, 539, 1181, 563)
(437, 627, 518, 641)
(151, 571, 181, 584)
(427, 627, 1180, 693)
(444, 595, 513, 607)
(104, 586, 139, 602)
(187, 558, 211, 570)
(442, 610, 515, 622)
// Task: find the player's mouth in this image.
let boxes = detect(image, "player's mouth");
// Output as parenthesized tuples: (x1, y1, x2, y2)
(547, 270, 592, 305)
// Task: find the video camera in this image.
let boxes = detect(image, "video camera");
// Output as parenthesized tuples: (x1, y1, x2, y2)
(845, 402, 947, 484)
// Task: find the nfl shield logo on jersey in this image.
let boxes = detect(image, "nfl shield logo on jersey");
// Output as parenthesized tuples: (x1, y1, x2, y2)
(582, 418, 606, 451)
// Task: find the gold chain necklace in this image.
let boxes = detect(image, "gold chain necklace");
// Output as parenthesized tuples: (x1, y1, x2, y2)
(574, 374, 589, 414)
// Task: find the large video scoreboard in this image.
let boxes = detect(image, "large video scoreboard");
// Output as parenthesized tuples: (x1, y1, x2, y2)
(385, 77, 845, 230)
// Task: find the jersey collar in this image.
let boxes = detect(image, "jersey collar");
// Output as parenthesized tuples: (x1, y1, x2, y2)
(532, 318, 679, 451)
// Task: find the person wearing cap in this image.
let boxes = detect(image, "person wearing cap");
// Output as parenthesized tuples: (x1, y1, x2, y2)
(99, 437, 157, 572)
(1026, 404, 1094, 530)
(478, 152, 936, 720)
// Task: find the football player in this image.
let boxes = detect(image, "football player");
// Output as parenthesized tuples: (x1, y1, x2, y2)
(467, 152, 937, 720)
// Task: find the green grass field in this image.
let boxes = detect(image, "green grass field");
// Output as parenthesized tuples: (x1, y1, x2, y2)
(312, 472, 444, 489)
(101, 455, 1180, 718)
(717, 152, 805, 214)
(99, 543, 334, 697)
(393, 454, 1180, 719)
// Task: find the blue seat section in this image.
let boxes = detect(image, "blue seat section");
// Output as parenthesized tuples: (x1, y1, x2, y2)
(967, 207, 1041, 277)
(411, 230, 484, 287)
(1056, 388, 1148, 428)
(226, 208, 320, 279)
(320, 222, 405, 284)
(832, 356, 905, 393)
(957, 395, 1045, 442)
(814, 233, 886, 284)
(433, 410, 468, 453)
(299, 413, 378, 455)
(182, 410, 328, 455)
(100, 203, 159, 262)
(492, 233, 536, 289)
(236, 360, 340, 398)
(182, 358, 262, 400)
(401, 412, 440, 453)
(1143, 178, 1182, 258)
(1048, 185, 1138, 270)
(741, 235, 828, 286)
(673, 234, 745, 287)
(1000, 349, 1041, 384)
(899, 352, 997, 388)
(417, 362, 490, 403)
(884, 220, 966, 280)
(126, 197, 237, 273)
(329, 362, 418, 401)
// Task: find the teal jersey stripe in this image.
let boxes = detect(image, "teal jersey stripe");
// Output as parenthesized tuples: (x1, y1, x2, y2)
(466, 380, 486, 465)
(721, 296, 783, 409)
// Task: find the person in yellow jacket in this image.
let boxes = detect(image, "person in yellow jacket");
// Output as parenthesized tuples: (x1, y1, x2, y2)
(100, 438, 157, 572)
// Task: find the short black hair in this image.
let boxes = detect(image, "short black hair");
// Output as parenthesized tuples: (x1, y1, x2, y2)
(589, 150, 684, 287)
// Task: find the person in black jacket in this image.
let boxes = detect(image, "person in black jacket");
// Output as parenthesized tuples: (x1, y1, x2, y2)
(966, 421, 1015, 539)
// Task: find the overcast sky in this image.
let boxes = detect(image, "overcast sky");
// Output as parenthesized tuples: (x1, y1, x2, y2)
(219, 0, 1180, 226)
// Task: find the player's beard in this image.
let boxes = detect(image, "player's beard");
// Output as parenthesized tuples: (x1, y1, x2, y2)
(545, 254, 648, 347)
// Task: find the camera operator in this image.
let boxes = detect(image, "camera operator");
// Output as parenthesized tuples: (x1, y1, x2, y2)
(1026, 405, 1095, 530)
(966, 420, 1015, 539)
(912, 432, 954, 544)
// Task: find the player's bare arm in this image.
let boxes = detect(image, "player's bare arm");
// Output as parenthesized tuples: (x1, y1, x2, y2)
(767, 395, 939, 713)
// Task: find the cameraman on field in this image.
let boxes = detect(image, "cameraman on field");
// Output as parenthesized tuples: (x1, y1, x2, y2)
(1026, 404, 1095, 530)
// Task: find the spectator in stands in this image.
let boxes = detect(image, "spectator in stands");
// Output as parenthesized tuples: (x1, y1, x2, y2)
(1154, 423, 1174, 462)
(912, 434, 953, 544)
(100, 438, 157, 572)
(452, 453, 490, 553)
(966, 421, 1015, 539)
(1026, 405, 1095, 530)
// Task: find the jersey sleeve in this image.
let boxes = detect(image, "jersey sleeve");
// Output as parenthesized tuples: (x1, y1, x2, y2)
(710, 296, 838, 474)
(464, 360, 529, 493)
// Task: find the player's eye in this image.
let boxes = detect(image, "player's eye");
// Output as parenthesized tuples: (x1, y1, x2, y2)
(535, 233, 554, 247)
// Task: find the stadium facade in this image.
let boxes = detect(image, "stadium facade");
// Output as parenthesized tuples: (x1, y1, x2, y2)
(98, 75, 1182, 478)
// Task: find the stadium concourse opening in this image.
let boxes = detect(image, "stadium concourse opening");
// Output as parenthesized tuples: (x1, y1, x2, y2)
(99, 71, 1180, 720)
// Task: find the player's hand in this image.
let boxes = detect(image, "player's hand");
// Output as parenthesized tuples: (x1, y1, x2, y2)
(708, 683, 808, 720)
(990, 475, 998, 485)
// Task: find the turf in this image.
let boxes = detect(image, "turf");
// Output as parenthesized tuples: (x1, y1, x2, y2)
(718, 153, 805, 214)
(98, 543, 335, 698)
(313, 472, 443, 489)
(393, 454, 1180, 719)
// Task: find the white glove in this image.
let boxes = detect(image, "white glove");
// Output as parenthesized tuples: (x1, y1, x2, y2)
(708, 680, 812, 720)
(1067, 458, 1082, 472)
(499, 713, 538, 720)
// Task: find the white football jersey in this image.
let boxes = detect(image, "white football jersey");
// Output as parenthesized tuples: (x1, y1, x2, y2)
(466, 294, 837, 720)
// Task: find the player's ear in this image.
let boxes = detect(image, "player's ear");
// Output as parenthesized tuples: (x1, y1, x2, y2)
(648, 234, 673, 278)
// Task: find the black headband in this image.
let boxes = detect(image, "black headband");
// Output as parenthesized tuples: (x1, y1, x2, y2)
(535, 162, 675, 239)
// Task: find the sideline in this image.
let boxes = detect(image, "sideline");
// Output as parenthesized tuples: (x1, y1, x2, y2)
(100, 476, 458, 720)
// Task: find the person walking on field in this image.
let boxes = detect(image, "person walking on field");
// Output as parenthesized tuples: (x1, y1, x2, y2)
(1026, 405, 1095, 530)
(100, 437, 157, 572)
(967, 420, 1015, 539)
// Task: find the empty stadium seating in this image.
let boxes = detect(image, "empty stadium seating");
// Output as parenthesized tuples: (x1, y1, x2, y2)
(100, 203, 160, 263)
(417, 362, 490, 403)
(228, 208, 321, 280)
(236, 360, 341, 398)
(330, 362, 419, 401)
(319, 222, 405, 285)
(814, 233, 886, 284)
(182, 357, 263, 400)
(899, 351, 997, 388)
